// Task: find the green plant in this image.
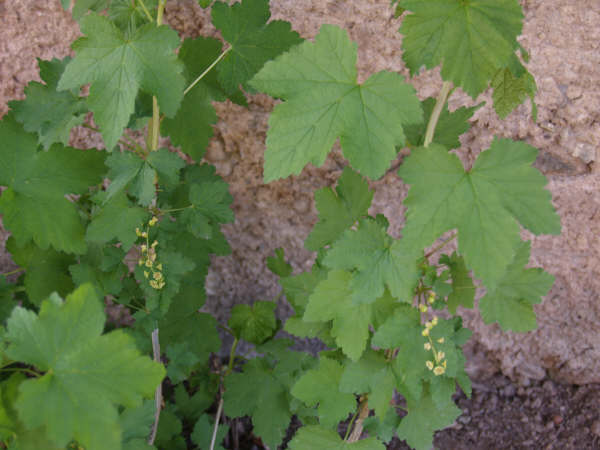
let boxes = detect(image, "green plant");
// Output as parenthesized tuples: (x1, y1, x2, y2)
(0, 0, 560, 449)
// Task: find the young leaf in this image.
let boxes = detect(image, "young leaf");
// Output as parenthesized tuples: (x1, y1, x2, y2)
(191, 414, 229, 450)
(439, 252, 475, 313)
(267, 248, 293, 278)
(228, 301, 277, 345)
(58, 14, 185, 149)
(399, 0, 523, 98)
(339, 350, 397, 419)
(211, 0, 303, 93)
(492, 65, 538, 121)
(372, 304, 428, 401)
(306, 167, 374, 251)
(105, 149, 184, 207)
(304, 270, 373, 362)
(4, 284, 165, 450)
(224, 358, 293, 449)
(323, 219, 418, 304)
(396, 385, 461, 450)
(250, 24, 423, 181)
(0, 115, 106, 254)
(165, 342, 201, 384)
(404, 97, 484, 150)
(9, 57, 87, 149)
(479, 241, 554, 331)
(288, 425, 385, 450)
(397, 139, 560, 289)
(291, 357, 356, 429)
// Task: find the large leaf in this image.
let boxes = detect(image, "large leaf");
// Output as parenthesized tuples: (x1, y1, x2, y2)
(399, 0, 523, 97)
(4, 285, 164, 450)
(212, 0, 303, 93)
(397, 139, 560, 289)
(0, 115, 105, 254)
(9, 57, 87, 149)
(58, 14, 185, 149)
(250, 24, 423, 181)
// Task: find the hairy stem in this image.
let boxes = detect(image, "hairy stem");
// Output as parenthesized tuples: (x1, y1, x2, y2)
(184, 47, 231, 96)
(423, 81, 453, 147)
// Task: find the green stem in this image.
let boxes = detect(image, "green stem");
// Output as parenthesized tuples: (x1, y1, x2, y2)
(0, 367, 40, 378)
(183, 47, 231, 96)
(217, 323, 235, 336)
(424, 232, 457, 259)
(226, 337, 239, 376)
(1, 268, 23, 277)
(159, 205, 194, 214)
(147, 0, 167, 152)
(137, 0, 153, 22)
(150, 96, 160, 151)
(423, 81, 453, 147)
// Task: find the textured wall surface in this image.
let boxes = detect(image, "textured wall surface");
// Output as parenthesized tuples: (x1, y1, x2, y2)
(1, 0, 599, 385)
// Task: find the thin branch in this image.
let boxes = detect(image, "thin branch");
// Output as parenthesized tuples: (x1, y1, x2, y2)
(209, 394, 225, 450)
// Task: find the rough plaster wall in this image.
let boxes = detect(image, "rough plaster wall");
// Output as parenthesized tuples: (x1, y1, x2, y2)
(0, 0, 599, 385)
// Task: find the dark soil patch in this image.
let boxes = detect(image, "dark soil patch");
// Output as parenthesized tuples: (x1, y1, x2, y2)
(218, 373, 600, 450)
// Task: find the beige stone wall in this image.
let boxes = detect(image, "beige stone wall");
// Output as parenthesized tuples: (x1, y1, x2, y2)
(1, 0, 599, 384)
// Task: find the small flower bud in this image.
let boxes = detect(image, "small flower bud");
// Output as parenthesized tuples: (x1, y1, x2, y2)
(426, 361, 434, 370)
(427, 293, 435, 304)
(422, 328, 430, 337)
(151, 240, 158, 248)
(419, 304, 428, 313)
(433, 366, 445, 376)
(437, 337, 445, 344)
(135, 227, 142, 237)
(143, 271, 149, 278)
(138, 259, 144, 266)
(141, 231, 148, 238)
(153, 271, 162, 280)
(425, 321, 432, 329)
(436, 351, 445, 361)
(424, 343, 431, 351)
(432, 316, 438, 326)
(141, 245, 147, 253)
(156, 263, 163, 271)
(149, 217, 158, 226)
(145, 259, 153, 268)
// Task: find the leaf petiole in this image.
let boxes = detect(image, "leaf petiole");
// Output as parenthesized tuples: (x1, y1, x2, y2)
(137, 0, 154, 23)
(183, 47, 232, 96)
(424, 232, 457, 259)
(424, 81, 453, 147)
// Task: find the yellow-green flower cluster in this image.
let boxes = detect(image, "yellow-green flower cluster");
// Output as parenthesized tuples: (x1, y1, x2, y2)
(136, 217, 165, 290)
(420, 293, 447, 376)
